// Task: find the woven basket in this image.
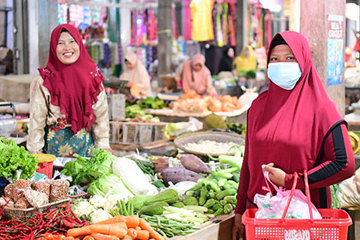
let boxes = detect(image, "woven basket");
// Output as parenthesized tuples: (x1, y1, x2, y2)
(174, 131, 244, 157)
(3, 198, 70, 219)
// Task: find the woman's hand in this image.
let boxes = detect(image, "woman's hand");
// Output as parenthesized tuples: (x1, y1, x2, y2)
(262, 163, 286, 187)
(232, 213, 245, 240)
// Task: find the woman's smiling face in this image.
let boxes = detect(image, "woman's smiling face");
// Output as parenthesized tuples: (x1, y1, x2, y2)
(56, 31, 80, 65)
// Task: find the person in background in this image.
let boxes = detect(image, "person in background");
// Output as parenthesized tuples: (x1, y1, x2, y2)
(218, 47, 235, 74)
(175, 53, 217, 96)
(233, 45, 257, 76)
(232, 31, 355, 239)
(120, 52, 152, 97)
(27, 24, 111, 157)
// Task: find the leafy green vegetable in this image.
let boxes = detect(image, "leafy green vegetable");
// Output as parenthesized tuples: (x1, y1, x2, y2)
(138, 97, 164, 109)
(125, 105, 145, 119)
(87, 174, 133, 198)
(0, 137, 38, 181)
(61, 149, 115, 185)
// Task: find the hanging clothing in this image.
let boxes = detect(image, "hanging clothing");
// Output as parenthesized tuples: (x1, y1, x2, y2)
(190, 0, 214, 42)
(27, 24, 110, 156)
(235, 31, 355, 214)
(233, 45, 257, 74)
(177, 54, 216, 95)
(120, 52, 152, 97)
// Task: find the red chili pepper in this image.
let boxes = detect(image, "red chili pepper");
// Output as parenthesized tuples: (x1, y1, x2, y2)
(62, 218, 75, 228)
(69, 209, 82, 224)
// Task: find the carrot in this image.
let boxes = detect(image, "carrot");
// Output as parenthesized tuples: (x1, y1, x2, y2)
(68, 226, 92, 237)
(139, 219, 165, 240)
(122, 236, 132, 239)
(127, 228, 137, 239)
(90, 233, 119, 240)
(135, 227, 141, 230)
(83, 236, 95, 240)
(125, 215, 140, 228)
(89, 223, 127, 238)
(135, 229, 150, 240)
(95, 216, 126, 225)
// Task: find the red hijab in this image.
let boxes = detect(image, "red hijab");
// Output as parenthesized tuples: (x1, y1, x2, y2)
(246, 31, 343, 197)
(38, 24, 104, 134)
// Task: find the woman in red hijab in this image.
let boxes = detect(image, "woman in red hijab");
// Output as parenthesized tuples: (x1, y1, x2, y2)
(27, 24, 111, 157)
(232, 31, 355, 239)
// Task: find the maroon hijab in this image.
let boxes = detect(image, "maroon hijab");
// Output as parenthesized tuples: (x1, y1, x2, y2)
(38, 24, 103, 134)
(246, 31, 343, 197)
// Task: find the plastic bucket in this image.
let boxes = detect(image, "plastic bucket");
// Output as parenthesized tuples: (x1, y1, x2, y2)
(0, 177, 9, 196)
(32, 154, 56, 179)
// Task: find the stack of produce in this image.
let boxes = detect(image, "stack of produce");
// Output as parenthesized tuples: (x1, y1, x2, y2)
(2, 179, 69, 209)
(0, 137, 38, 181)
(67, 215, 166, 240)
(180, 167, 239, 216)
(171, 90, 242, 113)
(0, 201, 88, 239)
(125, 97, 164, 123)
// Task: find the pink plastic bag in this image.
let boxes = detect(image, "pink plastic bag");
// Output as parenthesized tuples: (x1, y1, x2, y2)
(254, 171, 322, 219)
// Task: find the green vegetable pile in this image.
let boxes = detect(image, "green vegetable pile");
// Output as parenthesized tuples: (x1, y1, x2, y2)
(180, 167, 240, 216)
(61, 149, 115, 185)
(141, 214, 199, 238)
(138, 97, 165, 109)
(0, 137, 38, 181)
(125, 105, 159, 122)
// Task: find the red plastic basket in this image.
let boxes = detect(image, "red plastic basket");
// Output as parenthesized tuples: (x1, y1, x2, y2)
(242, 171, 352, 240)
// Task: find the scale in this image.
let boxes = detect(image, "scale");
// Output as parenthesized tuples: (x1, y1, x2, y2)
(0, 102, 17, 137)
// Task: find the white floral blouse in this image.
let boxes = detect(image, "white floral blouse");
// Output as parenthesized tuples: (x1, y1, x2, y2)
(26, 76, 110, 154)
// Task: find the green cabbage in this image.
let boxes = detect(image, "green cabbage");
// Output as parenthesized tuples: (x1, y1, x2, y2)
(87, 174, 133, 199)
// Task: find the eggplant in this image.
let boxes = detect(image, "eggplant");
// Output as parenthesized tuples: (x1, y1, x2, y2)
(161, 167, 204, 185)
(180, 154, 210, 174)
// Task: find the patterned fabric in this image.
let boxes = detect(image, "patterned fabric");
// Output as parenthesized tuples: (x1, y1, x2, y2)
(44, 122, 95, 157)
(27, 76, 110, 155)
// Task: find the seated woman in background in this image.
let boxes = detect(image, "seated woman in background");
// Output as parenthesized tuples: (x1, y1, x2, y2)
(27, 24, 111, 157)
(120, 52, 152, 97)
(233, 45, 257, 76)
(175, 54, 217, 96)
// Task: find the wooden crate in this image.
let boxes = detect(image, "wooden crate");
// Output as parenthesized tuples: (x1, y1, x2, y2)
(109, 121, 167, 145)
(107, 94, 125, 121)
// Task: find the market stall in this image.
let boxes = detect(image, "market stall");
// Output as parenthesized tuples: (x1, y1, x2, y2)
(0, 120, 244, 240)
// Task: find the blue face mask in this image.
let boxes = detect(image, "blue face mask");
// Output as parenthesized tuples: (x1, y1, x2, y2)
(267, 62, 302, 90)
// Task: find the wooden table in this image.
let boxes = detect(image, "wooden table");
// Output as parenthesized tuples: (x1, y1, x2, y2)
(145, 105, 250, 125)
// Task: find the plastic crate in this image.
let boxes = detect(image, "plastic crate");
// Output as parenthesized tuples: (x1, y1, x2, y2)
(243, 208, 352, 240)
(242, 171, 352, 240)
(32, 154, 56, 179)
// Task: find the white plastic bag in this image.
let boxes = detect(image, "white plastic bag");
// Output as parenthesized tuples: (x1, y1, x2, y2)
(254, 171, 322, 219)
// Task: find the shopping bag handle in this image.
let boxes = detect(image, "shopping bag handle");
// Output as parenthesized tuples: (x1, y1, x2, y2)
(280, 170, 314, 222)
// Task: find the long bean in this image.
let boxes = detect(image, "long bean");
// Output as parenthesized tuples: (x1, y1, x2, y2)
(141, 215, 199, 238)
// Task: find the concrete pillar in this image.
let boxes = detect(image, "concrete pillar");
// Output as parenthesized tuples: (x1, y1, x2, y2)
(299, 0, 346, 116)
(236, 0, 248, 55)
(37, 0, 58, 68)
(157, 0, 173, 88)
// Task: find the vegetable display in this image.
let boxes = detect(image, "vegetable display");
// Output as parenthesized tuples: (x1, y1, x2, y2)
(61, 149, 115, 185)
(0, 200, 88, 239)
(67, 215, 166, 240)
(0, 137, 38, 181)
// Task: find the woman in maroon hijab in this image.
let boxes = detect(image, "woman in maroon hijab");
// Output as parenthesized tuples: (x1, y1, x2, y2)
(232, 31, 355, 239)
(27, 24, 111, 157)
